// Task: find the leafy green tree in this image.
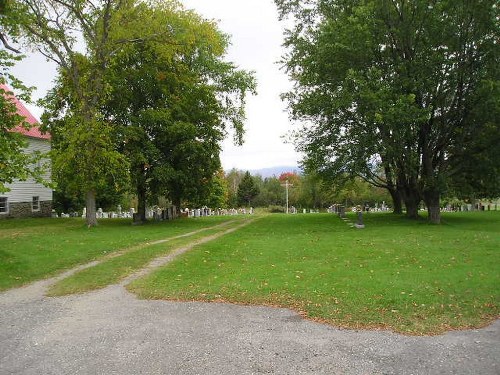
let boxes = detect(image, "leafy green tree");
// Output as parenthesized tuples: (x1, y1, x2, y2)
(296, 173, 328, 209)
(101, 3, 255, 222)
(32, 1, 254, 224)
(446, 81, 500, 201)
(15, 0, 138, 226)
(237, 171, 259, 206)
(277, 0, 499, 223)
(253, 176, 284, 207)
(202, 169, 229, 209)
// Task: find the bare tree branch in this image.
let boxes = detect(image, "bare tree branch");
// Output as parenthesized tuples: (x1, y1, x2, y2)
(51, 0, 96, 42)
(22, 22, 67, 68)
(0, 32, 21, 53)
(37, 46, 62, 66)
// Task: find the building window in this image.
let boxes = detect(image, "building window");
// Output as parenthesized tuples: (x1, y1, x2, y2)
(0, 197, 7, 214)
(32, 196, 40, 212)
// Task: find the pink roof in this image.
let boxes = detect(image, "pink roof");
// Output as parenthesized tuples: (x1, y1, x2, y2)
(1, 84, 51, 140)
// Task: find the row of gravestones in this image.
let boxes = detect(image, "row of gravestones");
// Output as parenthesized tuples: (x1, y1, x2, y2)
(80, 206, 136, 219)
(328, 203, 389, 214)
(150, 206, 178, 221)
(184, 207, 255, 218)
(61, 205, 255, 220)
(328, 204, 346, 217)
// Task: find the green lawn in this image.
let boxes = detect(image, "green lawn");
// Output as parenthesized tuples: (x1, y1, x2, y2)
(128, 211, 500, 335)
(0, 215, 244, 291)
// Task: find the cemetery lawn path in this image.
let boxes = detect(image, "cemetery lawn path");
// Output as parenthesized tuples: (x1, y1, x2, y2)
(46, 218, 257, 296)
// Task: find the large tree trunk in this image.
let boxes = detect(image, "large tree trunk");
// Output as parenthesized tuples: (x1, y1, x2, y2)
(382, 163, 402, 214)
(399, 185, 421, 219)
(85, 190, 98, 227)
(135, 182, 147, 224)
(388, 188, 403, 214)
(424, 190, 441, 224)
(404, 197, 420, 219)
(173, 196, 181, 218)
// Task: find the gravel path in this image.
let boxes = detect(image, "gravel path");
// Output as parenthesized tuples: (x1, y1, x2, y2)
(1, 224, 499, 374)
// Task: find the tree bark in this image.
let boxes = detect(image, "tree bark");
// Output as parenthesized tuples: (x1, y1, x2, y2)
(388, 188, 403, 214)
(405, 199, 419, 219)
(173, 196, 181, 218)
(135, 181, 147, 224)
(383, 162, 402, 214)
(424, 190, 441, 224)
(85, 190, 98, 227)
(399, 185, 421, 219)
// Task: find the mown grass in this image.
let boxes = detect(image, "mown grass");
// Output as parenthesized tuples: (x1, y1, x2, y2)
(0, 215, 244, 291)
(128, 211, 499, 335)
(47, 219, 250, 296)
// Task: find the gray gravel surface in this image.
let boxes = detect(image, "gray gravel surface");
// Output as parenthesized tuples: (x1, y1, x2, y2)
(1, 268, 499, 374)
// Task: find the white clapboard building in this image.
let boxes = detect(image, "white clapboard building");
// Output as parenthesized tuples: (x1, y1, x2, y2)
(0, 85, 52, 219)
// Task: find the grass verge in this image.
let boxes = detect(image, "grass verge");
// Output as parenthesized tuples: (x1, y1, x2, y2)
(0, 215, 246, 291)
(127, 211, 499, 335)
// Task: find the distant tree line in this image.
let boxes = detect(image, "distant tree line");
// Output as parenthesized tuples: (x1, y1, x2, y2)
(221, 169, 392, 211)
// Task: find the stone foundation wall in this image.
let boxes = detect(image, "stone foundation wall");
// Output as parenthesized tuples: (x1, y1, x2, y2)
(0, 201, 52, 219)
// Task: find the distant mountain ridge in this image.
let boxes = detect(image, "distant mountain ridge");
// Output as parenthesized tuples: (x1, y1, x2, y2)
(249, 165, 301, 178)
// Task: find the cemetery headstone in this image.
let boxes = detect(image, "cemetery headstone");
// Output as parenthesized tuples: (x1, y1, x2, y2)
(339, 205, 346, 218)
(355, 206, 365, 229)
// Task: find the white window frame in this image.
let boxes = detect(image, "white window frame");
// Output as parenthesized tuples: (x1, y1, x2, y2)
(0, 197, 8, 214)
(32, 196, 40, 212)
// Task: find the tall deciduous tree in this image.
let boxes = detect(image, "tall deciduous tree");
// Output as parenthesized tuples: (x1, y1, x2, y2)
(225, 168, 245, 207)
(15, 0, 139, 226)
(277, 0, 499, 223)
(101, 3, 255, 222)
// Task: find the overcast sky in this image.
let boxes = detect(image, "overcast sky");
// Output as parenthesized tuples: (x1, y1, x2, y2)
(11, 0, 301, 171)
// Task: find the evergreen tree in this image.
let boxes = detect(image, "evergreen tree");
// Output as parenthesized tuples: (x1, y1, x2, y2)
(237, 171, 259, 207)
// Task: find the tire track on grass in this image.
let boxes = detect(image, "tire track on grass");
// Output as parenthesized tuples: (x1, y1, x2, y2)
(102, 219, 240, 261)
(120, 218, 257, 286)
(47, 219, 254, 296)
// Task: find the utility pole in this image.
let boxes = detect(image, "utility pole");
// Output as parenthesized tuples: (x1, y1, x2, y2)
(281, 179, 293, 214)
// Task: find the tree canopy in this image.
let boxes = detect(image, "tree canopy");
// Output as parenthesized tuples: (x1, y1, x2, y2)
(277, 0, 499, 223)
(14, 0, 139, 225)
(35, 0, 255, 223)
